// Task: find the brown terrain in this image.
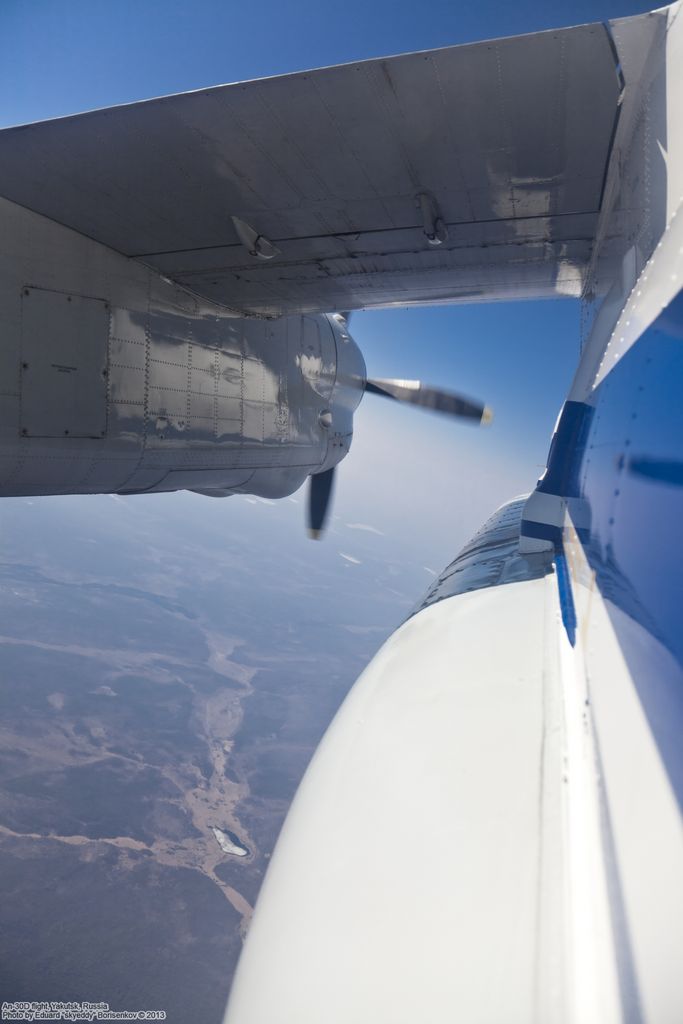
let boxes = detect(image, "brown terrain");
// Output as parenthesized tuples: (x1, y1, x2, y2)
(0, 492, 424, 1022)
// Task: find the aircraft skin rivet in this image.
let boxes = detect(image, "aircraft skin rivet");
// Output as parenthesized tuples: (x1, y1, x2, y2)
(22, 362, 28, 370)
(64, 429, 69, 436)
(21, 428, 27, 435)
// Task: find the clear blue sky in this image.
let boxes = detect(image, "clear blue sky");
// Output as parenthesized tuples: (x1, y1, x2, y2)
(0, 0, 654, 123)
(0, 0, 656, 567)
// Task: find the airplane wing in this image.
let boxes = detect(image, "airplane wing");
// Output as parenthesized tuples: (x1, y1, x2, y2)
(0, 16, 653, 317)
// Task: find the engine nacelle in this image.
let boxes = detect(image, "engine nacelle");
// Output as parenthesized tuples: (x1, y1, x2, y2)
(0, 197, 367, 502)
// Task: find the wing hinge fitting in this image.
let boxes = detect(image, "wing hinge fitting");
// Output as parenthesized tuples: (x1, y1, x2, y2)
(231, 216, 281, 260)
(416, 192, 448, 247)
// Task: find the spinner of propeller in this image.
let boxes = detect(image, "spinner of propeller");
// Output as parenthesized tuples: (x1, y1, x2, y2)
(307, 373, 493, 539)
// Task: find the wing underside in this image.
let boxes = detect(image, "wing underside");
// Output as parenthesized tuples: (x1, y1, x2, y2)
(0, 20, 637, 315)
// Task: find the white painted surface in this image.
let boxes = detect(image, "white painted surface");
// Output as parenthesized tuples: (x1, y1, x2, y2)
(226, 537, 683, 1022)
(592, 197, 683, 390)
(555, 615, 621, 1024)
(227, 577, 573, 1024)
(565, 520, 683, 1024)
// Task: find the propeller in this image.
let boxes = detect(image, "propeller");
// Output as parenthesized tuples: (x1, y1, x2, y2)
(307, 467, 336, 540)
(306, 376, 492, 539)
(365, 378, 493, 425)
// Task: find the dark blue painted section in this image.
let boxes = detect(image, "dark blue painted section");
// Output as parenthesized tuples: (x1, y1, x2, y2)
(520, 399, 595, 548)
(522, 519, 563, 545)
(559, 289, 683, 806)
(627, 456, 683, 486)
(555, 548, 577, 646)
(538, 400, 595, 497)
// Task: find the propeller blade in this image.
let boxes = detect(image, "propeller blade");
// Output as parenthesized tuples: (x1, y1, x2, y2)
(307, 467, 336, 540)
(365, 377, 492, 425)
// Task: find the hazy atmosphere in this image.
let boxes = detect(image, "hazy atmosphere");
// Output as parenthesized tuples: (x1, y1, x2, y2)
(0, 0, 655, 1020)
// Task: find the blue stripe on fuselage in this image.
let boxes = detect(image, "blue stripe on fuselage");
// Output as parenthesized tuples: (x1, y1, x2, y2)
(566, 289, 683, 805)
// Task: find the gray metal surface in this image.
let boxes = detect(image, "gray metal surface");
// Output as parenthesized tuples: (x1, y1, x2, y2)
(0, 20, 625, 316)
(413, 496, 554, 615)
(0, 194, 365, 500)
(20, 288, 109, 438)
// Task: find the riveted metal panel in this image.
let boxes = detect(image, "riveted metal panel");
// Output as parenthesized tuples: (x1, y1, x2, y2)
(148, 385, 187, 418)
(108, 335, 146, 406)
(188, 390, 215, 420)
(216, 350, 242, 397)
(0, 14, 641, 315)
(20, 288, 109, 438)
